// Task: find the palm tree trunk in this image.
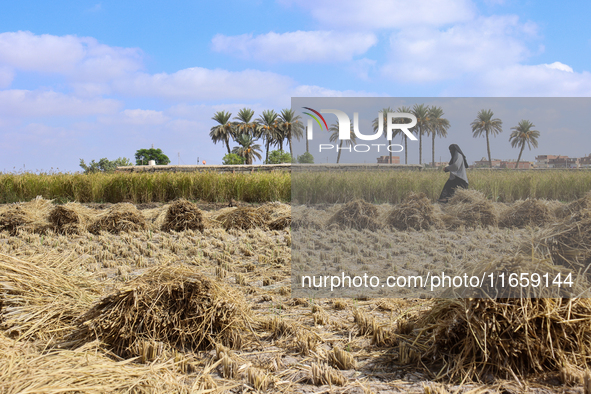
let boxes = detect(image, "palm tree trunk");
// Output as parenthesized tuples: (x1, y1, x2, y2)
(486, 132, 492, 168)
(432, 133, 436, 167)
(404, 136, 408, 164)
(288, 134, 293, 158)
(516, 145, 524, 169)
(337, 141, 343, 163)
(225, 137, 231, 154)
(389, 138, 392, 164)
(306, 138, 309, 153)
(265, 139, 270, 163)
(419, 130, 422, 165)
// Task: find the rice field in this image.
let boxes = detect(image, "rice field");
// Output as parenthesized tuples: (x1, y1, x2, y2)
(1, 188, 591, 392)
(1, 169, 591, 204)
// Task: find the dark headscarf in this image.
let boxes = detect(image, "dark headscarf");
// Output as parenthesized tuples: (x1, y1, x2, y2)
(449, 144, 469, 169)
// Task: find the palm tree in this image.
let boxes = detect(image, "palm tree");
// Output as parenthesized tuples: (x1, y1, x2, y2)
(278, 109, 304, 159)
(233, 108, 259, 137)
(372, 107, 395, 163)
(509, 120, 539, 169)
(411, 104, 430, 165)
(428, 106, 450, 167)
(257, 109, 280, 162)
(232, 133, 262, 164)
(210, 111, 234, 154)
(396, 106, 413, 164)
(471, 109, 503, 168)
(329, 122, 357, 163)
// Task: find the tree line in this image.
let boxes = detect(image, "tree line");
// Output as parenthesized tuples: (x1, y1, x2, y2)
(208, 105, 540, 167)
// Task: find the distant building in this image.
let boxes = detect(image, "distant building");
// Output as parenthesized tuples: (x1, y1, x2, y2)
(579, 154, 591, 168)
(473, 157, 502, 168)
(377, 155, 400, 164)
(548, 156, 578, 168)
(501, 161, 532, 169)
(535, 155, 567, 168)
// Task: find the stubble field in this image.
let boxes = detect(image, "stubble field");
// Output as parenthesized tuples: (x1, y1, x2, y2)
(1, 171, 591, 393)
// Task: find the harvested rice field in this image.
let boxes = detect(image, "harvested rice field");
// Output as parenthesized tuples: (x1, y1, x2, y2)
(2, 193, 591, 393)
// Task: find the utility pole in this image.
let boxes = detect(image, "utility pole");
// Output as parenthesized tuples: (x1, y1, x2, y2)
(178, 152, 180, 165)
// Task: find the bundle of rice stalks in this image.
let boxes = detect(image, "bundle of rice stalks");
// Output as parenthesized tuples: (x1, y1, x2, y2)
(88, 203, 147, 234)
(215, 207, 266, 230)
(409, 297, 591, 382)
(387, 192, 442, 230)
(0, 337, 199, 394)
(443, 189, 498, 228)
(0, 196, 53, 235)
(268, 216, 291, 230)
(326, 200, 382, 231)
(291, 205, 325, 230)
(161, 199, 204, 233)
(565, 191, 591, 216)
(256, 202, 291, 221)
(49, 203, 96, 234)
(70, 265, 251, 357)
(499, 198, 555, 228)
(0, 252, 100, 341)
(538, 209, 591, 274)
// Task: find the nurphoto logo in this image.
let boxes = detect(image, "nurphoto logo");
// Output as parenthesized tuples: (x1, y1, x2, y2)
(303, 108, 417, 154)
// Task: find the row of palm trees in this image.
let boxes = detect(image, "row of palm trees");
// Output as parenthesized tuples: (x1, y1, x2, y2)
(210, 106, 540, 167)
(209, 108, 303, 164)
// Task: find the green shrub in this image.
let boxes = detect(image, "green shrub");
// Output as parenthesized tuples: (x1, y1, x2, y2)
(265, 150, 292, 164)
(297, 152, 314, 164)
(222, 153, 246, 165)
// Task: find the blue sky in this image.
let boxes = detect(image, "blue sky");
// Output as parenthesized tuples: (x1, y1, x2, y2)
(1, 0, 590, 171)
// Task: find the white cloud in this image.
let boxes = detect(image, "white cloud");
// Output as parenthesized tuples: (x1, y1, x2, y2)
(381, 15, 536, 82)
(120, 109, 170, 125)
(0, 90, 121, 117)
(292, 85, 378, 97)
(279, 0, 476, 29)
(212, 31, 377, 62)
(467, 64, 591, 96)
(544, 61, 573, 73)
(0, 31, 143, 82)
(0, 66, 13, 88)
(113, 67, 295, 101)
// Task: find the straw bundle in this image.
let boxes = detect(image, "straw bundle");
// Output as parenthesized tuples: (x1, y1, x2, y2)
(161, 199, 204, 233)
(71, 265, 251, 357)
(0, 252, 100, 341)
(0, 338, 197, 394)
(214, 207, 266, 230)
(387, 192, 442, 230)
(49, 203, 95, 234)
(326, 200, 382, 231)
(268, 216, 291, 230)
(88, 203, 147, 234)
(291, 205, 325, 230)
(256, 202, 290, 221)
(410, 297, 591, 382)
(538, 209, 591, 273)
(444, 189, 498, 228)
(0, 197, 53, 235)
(499, 198, 555, 228)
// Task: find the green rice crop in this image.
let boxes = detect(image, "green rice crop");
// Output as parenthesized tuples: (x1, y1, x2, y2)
(292, 169, 591, 204)
(1, 169, 590, 204)
(0, 171, 291, 204)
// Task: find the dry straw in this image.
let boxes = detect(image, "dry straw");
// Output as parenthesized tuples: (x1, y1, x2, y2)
(326, 199, 382, 231)
(409, 297, 591, 382)
(49, 202, 95, 234)
(88, 203, 147, 234)
(0, 336, 207, 394)
(499, 198, 555, 228)
(0, 252, 100, 341)
(215, 207, 266, 230)
(69, 264, 252, 357)
(161, 199, 205, 232)
(0, 196, 53, 235)
(388, 192, 442, 230)
(443, 189, 498, 228)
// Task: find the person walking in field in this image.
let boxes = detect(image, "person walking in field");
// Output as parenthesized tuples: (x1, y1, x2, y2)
(438, 144, 469, 203)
